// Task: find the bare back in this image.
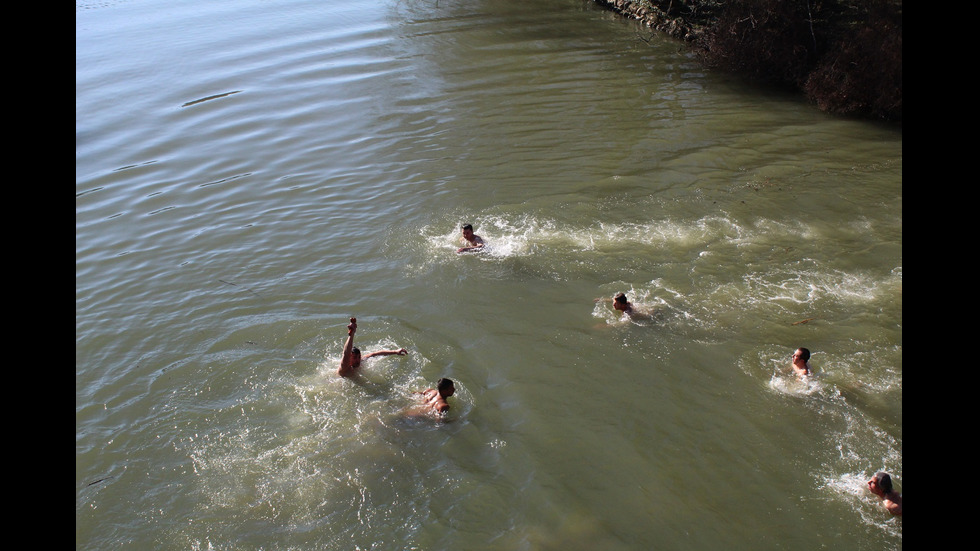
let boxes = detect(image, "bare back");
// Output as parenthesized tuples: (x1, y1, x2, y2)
(422, 388, 450, 413)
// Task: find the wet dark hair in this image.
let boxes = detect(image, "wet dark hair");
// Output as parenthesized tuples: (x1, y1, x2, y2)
(796, 347, 810, 362)
(437, 378, 455, 391)
(461, 224, 473, 231)
(614, 292, 628, 304)
(352, 347, 361, 356)
(874, 472, 893, 493)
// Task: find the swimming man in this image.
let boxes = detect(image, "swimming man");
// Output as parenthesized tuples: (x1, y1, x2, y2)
(791, 347, 811, 378)
(337, 317, 407, 377)
(595, 292, 653, 320)
(457, 224, 485, 253)
(867, 471, 902, 515)
(414, 378, 456, 414)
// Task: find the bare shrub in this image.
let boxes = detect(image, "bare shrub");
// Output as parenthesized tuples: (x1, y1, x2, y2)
(693, 0, 902, 121)
(803, 1, 902, 121)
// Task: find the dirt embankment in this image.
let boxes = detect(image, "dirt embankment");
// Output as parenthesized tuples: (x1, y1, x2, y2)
(595, 0, 720, 41)
(594, 0, 902, 123)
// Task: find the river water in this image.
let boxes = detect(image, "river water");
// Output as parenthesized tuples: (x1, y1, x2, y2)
(76, 0, 902, 549)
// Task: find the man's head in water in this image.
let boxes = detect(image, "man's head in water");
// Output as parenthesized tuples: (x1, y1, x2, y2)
(437, 377, 456, 397)
(870, 472, 893, 494)
(613, 293, 632, 312)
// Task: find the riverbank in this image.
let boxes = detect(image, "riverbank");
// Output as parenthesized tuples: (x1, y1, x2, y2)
(594, 0, 718, 41)
(594, 0, 902, 122)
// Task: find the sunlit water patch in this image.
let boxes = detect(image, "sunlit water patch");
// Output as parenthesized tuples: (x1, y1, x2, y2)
(170, 320, 479, 548)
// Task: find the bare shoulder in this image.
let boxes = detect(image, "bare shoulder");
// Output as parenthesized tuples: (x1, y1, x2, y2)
(885, 496, 902, 515)
(337, 365, 356, 377)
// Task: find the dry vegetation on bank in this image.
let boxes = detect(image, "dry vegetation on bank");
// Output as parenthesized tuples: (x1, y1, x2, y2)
(595, 0, 902, 122)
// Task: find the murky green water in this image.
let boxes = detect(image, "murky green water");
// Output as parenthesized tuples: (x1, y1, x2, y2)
(77, 0, 902, 549)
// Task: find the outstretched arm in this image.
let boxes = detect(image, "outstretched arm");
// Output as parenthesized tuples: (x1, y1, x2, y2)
(363, 348, 408, 359)
(338, 318, 357, 376)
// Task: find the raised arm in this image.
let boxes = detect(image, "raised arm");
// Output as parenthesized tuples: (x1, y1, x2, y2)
(338, 317, 357, 377)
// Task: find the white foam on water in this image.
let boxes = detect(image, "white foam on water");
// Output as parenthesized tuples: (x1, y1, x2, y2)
(406, 210, 900, 339)
(418, 212, 755, 262)
(820, 471, 902, 538)
(179, 334, 479, 548)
